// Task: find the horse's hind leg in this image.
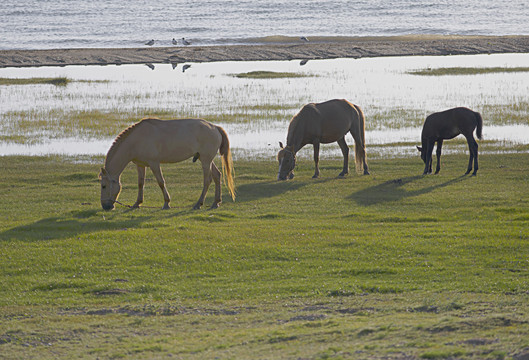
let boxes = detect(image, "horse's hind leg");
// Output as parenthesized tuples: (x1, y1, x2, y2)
(133, 165, 146, 208)
(210, 162, 222, 209)
(472, 138, 479, 175)
(466, 136, 479, 175)
(312, 141, 321, 178)
(150, 162, 171, 209)
(194, 160, 213, 210)
(337, 137, 349, 177)
(434, 140, 443, 174)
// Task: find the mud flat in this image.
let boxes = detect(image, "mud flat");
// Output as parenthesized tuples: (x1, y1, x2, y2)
(1, 35, 529, 68)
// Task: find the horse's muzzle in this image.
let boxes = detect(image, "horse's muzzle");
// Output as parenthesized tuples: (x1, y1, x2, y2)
(277, 172, 294, 181)
(101, 201, 115, 211)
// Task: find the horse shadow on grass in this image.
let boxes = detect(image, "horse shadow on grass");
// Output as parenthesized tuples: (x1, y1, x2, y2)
(348, 175, 469, 206)
(0, 208, 156, 242)
(234, 176, 336, 203)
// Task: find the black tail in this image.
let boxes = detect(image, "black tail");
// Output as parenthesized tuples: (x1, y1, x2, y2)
(474, 111, 483, 140)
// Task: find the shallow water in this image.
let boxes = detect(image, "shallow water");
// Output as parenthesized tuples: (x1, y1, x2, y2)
(0, 53, 528, 159)
(2, 0, 528, 50)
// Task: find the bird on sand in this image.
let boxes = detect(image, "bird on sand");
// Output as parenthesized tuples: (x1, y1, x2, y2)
(182, 64, 191, 72)
(171, 62, 178, 69)
(172, 38, 178, 45)
(145, 63, 155, 70)
(300, 36, 309, 42)
(145, 39, 155, 46)
(181, 37, 191, 45)
(300, 59, 309, 66)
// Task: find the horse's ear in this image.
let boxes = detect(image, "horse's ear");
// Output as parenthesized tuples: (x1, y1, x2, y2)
(416, 146, 422, 152)
(279, 141, 284, 149)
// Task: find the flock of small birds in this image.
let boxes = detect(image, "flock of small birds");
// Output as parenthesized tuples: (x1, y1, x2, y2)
(146, 36, 309, 47)
(145, 38, 191, 46)
(144, 36, 311, 71)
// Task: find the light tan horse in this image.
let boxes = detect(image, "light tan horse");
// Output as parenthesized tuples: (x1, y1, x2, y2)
(277, 99, 369, 180)
(99, 118, 235, 210)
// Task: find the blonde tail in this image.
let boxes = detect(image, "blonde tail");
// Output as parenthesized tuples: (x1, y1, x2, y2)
(217, 126, 236, 201)
(354, 105, 367, 174)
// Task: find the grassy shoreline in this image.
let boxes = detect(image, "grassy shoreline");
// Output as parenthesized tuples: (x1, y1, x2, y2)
(1, 154, 528, 359)
(408, 66, 529, 76)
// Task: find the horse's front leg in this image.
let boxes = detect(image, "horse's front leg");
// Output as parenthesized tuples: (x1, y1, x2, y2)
(194, 161, 213, 210)
(434, 140, 443, 174)
(149, 162, 171, 209)
(132, 165, 146, 208)
(337, 137, 349, 177)
(423, 141, 434, 175)
(312, 141, 321, 178)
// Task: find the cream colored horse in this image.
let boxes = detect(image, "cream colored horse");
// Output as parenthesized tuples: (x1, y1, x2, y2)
(99, 118, 235, 210)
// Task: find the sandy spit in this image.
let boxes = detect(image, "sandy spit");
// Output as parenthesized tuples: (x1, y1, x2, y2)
(1, 35, 529, 68)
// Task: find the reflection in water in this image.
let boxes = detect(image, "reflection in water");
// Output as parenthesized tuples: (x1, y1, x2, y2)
(0, 54, 528, 158)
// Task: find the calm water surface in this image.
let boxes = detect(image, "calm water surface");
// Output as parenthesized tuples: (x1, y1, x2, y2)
(1, 0, 528, 50)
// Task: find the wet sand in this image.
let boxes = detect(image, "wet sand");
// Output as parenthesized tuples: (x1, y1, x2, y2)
(1, 35, 529, 68)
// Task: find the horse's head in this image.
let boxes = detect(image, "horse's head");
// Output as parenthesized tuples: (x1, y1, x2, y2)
(99, 167, 122, 211)
(416, 146, 426, 163)
(277, 142, 296, 181)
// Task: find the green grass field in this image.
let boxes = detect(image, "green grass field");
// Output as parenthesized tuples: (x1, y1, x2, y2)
(1, 153, 528, 359)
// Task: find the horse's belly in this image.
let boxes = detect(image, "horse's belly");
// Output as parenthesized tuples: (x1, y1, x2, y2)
(132, 143, 195, 165)
(158, 144, 196, 163)
(441, 127, 460, 140)
(320, 126, 350, 143)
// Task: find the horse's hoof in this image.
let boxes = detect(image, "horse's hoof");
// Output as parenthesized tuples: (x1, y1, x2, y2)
(193, 204, 201, 210)
(312, 175, 320, 179)
(363, 170, 370, 175)
(131, 203, 141, 209)
(338, 172, 348, 178)
(210, 203, 220, 209)
(162, 205, 170, 210)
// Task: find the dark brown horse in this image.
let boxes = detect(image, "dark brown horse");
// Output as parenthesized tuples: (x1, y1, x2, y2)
(277, 99, 369, 180)
(417, 107, 483, 176)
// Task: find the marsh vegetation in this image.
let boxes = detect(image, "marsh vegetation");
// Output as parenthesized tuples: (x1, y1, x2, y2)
(1, 53, 528, 158)
(408, 66, 529, 76)
(232, 70, 313, 78)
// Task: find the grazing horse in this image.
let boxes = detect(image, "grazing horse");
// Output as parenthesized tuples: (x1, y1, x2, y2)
(99, 118, 235, 210)
(277, 99, 369, 180)
(417, 107, 483, 176)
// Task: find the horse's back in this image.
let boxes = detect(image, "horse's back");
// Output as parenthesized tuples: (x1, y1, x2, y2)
(132, 118, 221, 163)
(315, 99, 356, 142)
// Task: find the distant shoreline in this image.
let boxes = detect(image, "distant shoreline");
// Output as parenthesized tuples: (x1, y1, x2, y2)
(1, 35, 529, 68)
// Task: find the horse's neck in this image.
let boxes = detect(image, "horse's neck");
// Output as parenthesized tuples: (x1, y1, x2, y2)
(287, 119, 305, 153)
(105, 140, 132, 179)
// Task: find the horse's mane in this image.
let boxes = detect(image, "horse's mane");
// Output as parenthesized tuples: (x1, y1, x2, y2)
(104, 118, 157, 165)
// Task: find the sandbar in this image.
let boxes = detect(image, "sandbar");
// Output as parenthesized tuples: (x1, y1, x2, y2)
(1, 35, 529, 68)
